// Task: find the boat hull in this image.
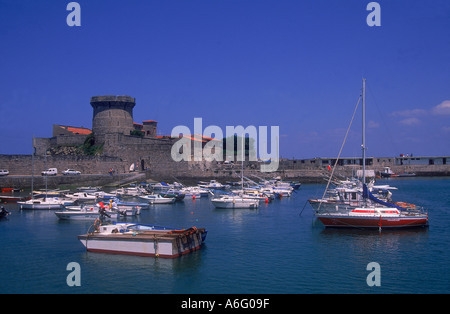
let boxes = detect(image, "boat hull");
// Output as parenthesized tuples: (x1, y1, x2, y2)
(0, 196, 30, 203)
(18, 202, 64, 210)
(78, 227, 207, 258)
(138, 196, 176, 204)
(211, 199, 259, 209)
(55, 211, 119, 220)
(316, 214, 428, 229)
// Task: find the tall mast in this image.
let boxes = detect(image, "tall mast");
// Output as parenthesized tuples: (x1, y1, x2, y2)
(362, 78, 366, 186)
(31, 136, 35, 200)
(241, 134, 244, 191)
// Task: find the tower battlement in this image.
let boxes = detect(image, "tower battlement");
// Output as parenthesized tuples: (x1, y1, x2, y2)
(90, 95, 135, 103)
(90, 95, 136, 136)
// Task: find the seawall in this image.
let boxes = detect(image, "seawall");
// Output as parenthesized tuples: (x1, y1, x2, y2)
(1, 154, 450, 189)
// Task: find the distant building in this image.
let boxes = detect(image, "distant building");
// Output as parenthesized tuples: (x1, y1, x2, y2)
(395, 156, 448, 166)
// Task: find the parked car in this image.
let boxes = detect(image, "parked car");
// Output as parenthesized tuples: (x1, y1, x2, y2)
(41, 168, 58, 176)
(63, 169, 81, 175)
(0, 169, 9, 176)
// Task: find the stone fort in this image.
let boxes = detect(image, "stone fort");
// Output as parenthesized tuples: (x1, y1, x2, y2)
(1, 94, 449, 188)
(30, 95, 193, 178)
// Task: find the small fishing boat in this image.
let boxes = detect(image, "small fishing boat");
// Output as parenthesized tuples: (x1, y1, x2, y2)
(113, 186, 146, 196)
(198, 180, 228, 190)
(78, 222, 207, 258)
(211, 195, 259, 209)
(77, 186, 102, 193)
(64, 192, 97, 202)
(151, 182, 171, 191)
(231, 189, 272, 202)
(159, 190, 186, 202)
(380, 167, 396, 178)
(380, 167, 416, 178)
(138, 194, 176, 204)
(114, 199, 149, 210)
(55, 207, 119, 220)
(179, 190, 201, 199)
(180, 186, 211, 198)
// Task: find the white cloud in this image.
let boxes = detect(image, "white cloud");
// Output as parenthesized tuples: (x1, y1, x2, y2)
(399, 117, 421, 126)
(390, 109, 427, 117)
(432, 100, 450, 115)
(368, 120, 380, 128)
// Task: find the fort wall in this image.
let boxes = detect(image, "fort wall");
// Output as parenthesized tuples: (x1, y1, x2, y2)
(1, 154, 450, 189)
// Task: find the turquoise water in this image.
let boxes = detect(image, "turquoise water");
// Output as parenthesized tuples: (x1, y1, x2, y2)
(0, 178, 449, 294)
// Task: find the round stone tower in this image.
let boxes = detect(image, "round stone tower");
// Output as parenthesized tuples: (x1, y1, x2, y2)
(90, 95, 136, 136)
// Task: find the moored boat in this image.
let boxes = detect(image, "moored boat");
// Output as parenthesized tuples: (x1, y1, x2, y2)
(55, 207, 119, 220)
(78, 222, 207, 258)
(18, 197, 68, 210)
(64, 192, 97, 202)
(313, 79, 428, 230)
(198, 180, 228, 190)
(316, 199, 428, 229)
(211, 195, 259, 209)
(138, 194, 176, 204)
(0, 195, 31, 203)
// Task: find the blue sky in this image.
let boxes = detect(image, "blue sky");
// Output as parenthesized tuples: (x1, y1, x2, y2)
(1, 0, 449, 158)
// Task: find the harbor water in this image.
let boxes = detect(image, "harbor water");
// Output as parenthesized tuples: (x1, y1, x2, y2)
(0, 177, 449, 294)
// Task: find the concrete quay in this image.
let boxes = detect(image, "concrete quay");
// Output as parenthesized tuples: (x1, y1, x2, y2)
(0, 172, 147, 190)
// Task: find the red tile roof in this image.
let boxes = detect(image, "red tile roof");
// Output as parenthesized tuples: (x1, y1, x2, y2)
(65, 126, 92, 135)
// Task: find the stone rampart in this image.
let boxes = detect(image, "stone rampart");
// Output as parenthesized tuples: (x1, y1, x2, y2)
(0, 154, 126, 176)
(2, 153, 449, 189)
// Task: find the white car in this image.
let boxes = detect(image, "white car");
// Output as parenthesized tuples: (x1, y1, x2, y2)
(0, 169, 9, 176)
(41, 168, 58, 176)
(63, 169, 81, 175)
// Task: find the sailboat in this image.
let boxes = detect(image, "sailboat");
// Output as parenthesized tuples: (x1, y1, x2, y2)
(314, 79, 428, 229)
(211, 136, 259, 209)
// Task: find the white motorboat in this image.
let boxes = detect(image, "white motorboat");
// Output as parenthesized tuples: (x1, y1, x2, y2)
(138, 194, 176, 204)
(211, 195, 259, 209)
(113, 186, 145, 196)
(56, 202, 139, 220)
(151, 182, 171, 191)
(92, 191, 116, 199)
(115, 199, 149, 210)
(198, 180, 228, 190)
(180, 186, 211, 198)
(55, 207, 119, 220)
(238, 189, 272, 202)
(64, 192, 97, 202)
(77, 186, 101, 193)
